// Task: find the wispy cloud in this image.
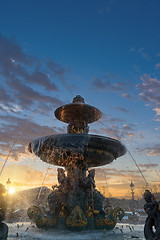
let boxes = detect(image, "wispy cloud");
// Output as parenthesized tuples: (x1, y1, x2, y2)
(121, 93, 132, 99)
(0, 33, 72, 164)
(0, 114, 64, 161)
(91, 113, 137, 142)
(136, 144, 160, 156)
(138, 47, 150, 60)
(129, 47, 135, 53)
(115, 107, 129, 113)
(155, 63, 160, 70)
(122, 124, 135, 131)
(100, 125, 136, 141)
(92, 77, 131, 94)
(0, 103, 22, 113)
(98, 0, 117, 15)
(7, 77, 63, 110)
(153, 108, 160, 116)
(0, 33, 70, 113)
(129, 46, 150, 60)
(139, 163, 158, 168)
(146, 145, 160, 156)
(138, 74, 160, 117)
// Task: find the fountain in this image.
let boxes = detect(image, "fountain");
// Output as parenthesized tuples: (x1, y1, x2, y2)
(27, 95, 126, 231)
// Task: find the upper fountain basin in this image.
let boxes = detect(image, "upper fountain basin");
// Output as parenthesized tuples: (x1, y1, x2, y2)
(54, 103, 102, 123)
(28, 134, 126, 168)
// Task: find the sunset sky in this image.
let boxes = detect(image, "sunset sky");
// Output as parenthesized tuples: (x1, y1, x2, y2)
(0, 0, 160, 198)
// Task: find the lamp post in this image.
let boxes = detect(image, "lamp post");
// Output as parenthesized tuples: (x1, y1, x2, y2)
(130, 181, 135, 215)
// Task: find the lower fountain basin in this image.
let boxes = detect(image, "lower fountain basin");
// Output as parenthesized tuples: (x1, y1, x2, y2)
(28, 134, 126, 168)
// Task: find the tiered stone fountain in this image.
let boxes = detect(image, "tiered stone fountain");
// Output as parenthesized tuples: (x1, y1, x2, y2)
(27, 95, 126, 231)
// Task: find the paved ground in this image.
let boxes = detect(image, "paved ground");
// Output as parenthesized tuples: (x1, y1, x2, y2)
(7, 222, 145, 240)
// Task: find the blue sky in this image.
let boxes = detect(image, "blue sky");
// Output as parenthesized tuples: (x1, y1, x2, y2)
(0, 0, 160, 198)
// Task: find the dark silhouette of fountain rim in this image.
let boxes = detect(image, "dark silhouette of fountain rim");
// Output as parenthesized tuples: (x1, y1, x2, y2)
(28, 133, 126, 168)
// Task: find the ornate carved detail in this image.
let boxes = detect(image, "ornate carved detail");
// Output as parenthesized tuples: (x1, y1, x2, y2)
(85, 205, 93, 218)
(59, 205, 68, 217)
(95, 207, 124, 227)
(66, 206, 88, 227)
(27, 206, 57, 227)
(67, 121, 89, 134)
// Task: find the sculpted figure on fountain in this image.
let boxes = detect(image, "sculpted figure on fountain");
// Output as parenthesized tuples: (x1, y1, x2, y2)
(144, 190, 160, 240)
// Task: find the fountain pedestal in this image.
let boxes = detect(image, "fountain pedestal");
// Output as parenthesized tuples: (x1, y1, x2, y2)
(27, 96, 126, 231)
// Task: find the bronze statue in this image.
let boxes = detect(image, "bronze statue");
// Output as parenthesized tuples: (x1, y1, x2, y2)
(0, 184, 8, 240)
(144, 190, 160, 240)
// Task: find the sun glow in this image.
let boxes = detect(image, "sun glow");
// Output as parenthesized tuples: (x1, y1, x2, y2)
(8, 187, 15, 195)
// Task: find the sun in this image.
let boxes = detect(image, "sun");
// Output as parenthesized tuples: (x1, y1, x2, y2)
(8, 187, 15, 195)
